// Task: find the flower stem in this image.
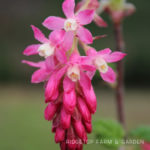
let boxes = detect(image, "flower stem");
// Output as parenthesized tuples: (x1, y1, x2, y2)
(113, 22, 126, 129)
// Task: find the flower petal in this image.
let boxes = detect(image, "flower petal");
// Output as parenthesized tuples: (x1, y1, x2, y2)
(73, 120, 86, 140)
(77, 97, 91, 122)
(80, 84, 97, 114)
(63, 89, 76, 114)
(44, 103, 58, 121)
(49, 30, 65, 46)
(93, 14, 107, 27)
(79, 71, 91, 90)
(62, 0, 75, 18)
(43, 16, 65, 30)
(31, 68, 49, 83)
(100, 67, 116, 83)
(105, 52, 126, 63)
(55, 48, 67, 63)
(67, 127, 76, 149)
(97, 48, 111, 55)
(31, 69, 48, 83)
(45, 67, 67, 102)
(23, 44, 40, 56)
(55, 127, 65, 143)
(63, 76, 75, 93)
(77, 10, 94, 25)
(86, 48, 97, 56)
(80, 64, 96, 72)
(45, 55, 55, 71)
(86, 70, 96, 80)
(62, 31, 74, 51)
(31, 25, 49, 43)
(77, 26, 93, 44)
(60, 107, 71, 129)
(22, 60, 45, 68)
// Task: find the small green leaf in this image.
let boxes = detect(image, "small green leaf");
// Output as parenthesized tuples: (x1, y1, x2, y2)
(129, 126, 150, 142)
(93, 119, 125, 149)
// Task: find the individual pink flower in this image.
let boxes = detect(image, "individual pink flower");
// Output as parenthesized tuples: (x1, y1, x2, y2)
(42, 0, 94, 50)
(85, 48, 126, 83)
(76, 0, 107, 27)
(23, 25, 65, 59)
(45, 52, 95, 103)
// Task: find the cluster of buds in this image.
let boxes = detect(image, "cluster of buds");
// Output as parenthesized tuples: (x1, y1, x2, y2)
(22, 0, 126, 149)
(98, 0, 135, 24)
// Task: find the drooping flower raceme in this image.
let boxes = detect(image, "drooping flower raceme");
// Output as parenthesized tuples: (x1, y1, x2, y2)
(22, 0, 126, 149)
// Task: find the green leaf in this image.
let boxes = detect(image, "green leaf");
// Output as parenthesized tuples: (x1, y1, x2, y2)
(93, 119, 125, 149)
(129, 126, 150, 142)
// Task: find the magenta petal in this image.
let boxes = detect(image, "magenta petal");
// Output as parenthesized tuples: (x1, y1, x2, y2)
(60, 107, 71, 129)
(97, 48, 111, 55)
(55, 48, 67, 63)
(79, 73, 97, 114)
(31, 25, 49, 43)
(77, 9, 94, 25)
(23, 44, 40, 56)
(79, 71, 91, 90)
(55, 127, 65, 143)
(43, 16, 65, 30)
(67, 127, 77, 150)
(31, 68, 49, 83)
(86, 48, 97, 56)
(62, 31, 74, 51)
(45, 55, 55, 71)
(93, 14, 108, 27)
(63, 76, 75, 93)
(22, 60, 45, 68)
(60, 142, 67, 150)
(69, 52, 80, 62)
(63, 89, 76, 114)
(49, 30, 65, 46)
(83, 121, 92, 133)
(105, 52, 126, 63)
(62, 0, 75, 18)
(100, 67, 116, 83)
(83, 85, 97, 114)
(45, 67, 67, 102)
(44, 103, 58, 121)
(77, 26, 93, 44)
(73, 120, 85, 140)
(86, 71, 96, 80)
(77, 97, 91, 122)
(80, 64, 96, 72)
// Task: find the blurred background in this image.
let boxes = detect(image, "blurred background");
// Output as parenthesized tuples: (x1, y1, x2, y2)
(0, 0, 150, 149)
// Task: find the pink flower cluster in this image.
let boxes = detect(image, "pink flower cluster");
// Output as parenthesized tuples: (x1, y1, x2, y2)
(22, 0, 126, 149)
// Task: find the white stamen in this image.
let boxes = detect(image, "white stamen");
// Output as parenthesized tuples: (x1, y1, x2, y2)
(64, 18, 78, 32)
(67, 65, 80, 82)
(38, 43, 55, 58)
(94, 57, 108, 73)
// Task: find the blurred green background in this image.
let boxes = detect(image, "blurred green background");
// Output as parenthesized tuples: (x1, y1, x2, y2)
(0, 0, 150, 150)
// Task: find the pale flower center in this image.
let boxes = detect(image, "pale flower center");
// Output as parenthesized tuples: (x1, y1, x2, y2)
(94, 57, 108, 73)
(64, 18, 78, 31)
(67, 65, 80, 82)
(38, 43, 55, 58)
